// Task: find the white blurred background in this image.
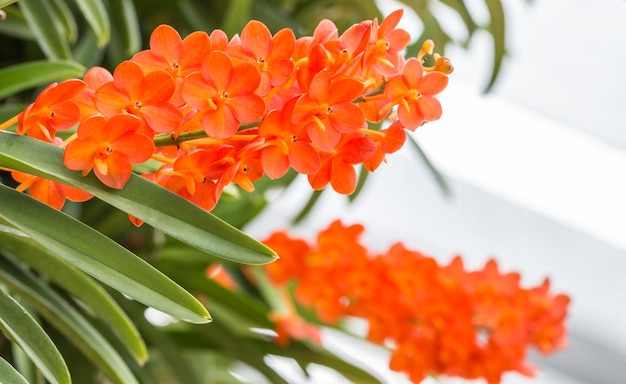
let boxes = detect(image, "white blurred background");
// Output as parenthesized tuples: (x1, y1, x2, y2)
(247, 0, 626, 382)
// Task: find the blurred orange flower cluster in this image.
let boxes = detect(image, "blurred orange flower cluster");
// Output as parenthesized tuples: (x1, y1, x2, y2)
(262, 220, 570, 384)
(4, 9, 451, 211)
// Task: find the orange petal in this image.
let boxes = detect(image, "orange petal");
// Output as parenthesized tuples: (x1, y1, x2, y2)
(141, 104, 182, 134)
(330, 159, 356, 194)
(29, 178, 66, 210)
(149, 24, 182, 64)
(140, 70, 176, 105)
(289, 141, 320, 175)
(94, 82, 130, 117)
(113, 61, 144, 101)
(202, 105, 239, 139)
(418, 71, 449, 96)
(241, 20, 272, 57)
(201, 51, 233, 91)
(328, 102, 365, 133)
(228, 93, 265, 123)
(261, 146, 290, 179)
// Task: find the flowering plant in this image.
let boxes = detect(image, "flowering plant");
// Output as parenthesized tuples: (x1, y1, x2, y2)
(0, 1, 568, 384)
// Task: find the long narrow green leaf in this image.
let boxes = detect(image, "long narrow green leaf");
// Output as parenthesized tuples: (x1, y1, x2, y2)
(484, 0, 506, 92)
(0, 225, 148, 364)
(0, 0, 17, 8)
(19, 0, 72, 60)
(0, 184, 210, 324)
(0, 131, 277, 265)
(0, 356, 29, 384)
(0, 253, 138, 384)
(0, 60, 85, 100)
(0, 289, 70, 384)
(222, 0, 251, 37)
(11, 344, 39, 384)
(438, 0, 478, 42)
(0, 6, 34, 40)
(48, 0, 78, 43)
(109, 0, 140, 58)
(72, 0, 110, 47)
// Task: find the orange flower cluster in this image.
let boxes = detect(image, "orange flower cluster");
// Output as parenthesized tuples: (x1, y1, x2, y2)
(262, 220, 570, 384)
(6, 9, 452, 211)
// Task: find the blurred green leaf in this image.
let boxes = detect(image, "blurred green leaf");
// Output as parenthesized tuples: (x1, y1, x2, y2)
(109, 0, 141, 58)
(0, 131, 277, 265)
(11, 343, 39, 384)
(72, 0, 110, 47)
(19, 0, 72, 60)
(116, 298, 205, 384)
(0, 6, 34, 40)
(0, 289, 70, 384)
(0, 253, 139, 384)
(292, 188, 324, 225)
(0, 356, 29, 384)
(0, 183, 211, 324)
(438, 0, 478, 42)
(0, 60, 86, 100)
(222, 0, 251, 36)
(0, 225, 148, 364)
(0, 0, 17, 9)
(484, 0, 506, 91)
(49, 0, 78, 43)
(0, 103, 26, 124)
(72, 29, 105, 68)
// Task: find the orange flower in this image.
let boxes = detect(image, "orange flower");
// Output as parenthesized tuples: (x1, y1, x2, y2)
(146, 146, 232, 211)
(17, 79, 86, 141)
(228, 20, 296, 95)
(95, 61, 182, 135)
(363, 120, 407, 172)
(292, 70, 366, 151)
(11, 171, 92, 210)
(63, 115, 155, 189)
(131, 24, 211, 106)
(73, 66, 114, 121)
(258, 98, 320, 179)
(363, 9, 411, 77)
(181, 51, 265, 139)
(307, 134, 376, 194)
(384, 58, 448, 130)
(262, 220, 570, 384)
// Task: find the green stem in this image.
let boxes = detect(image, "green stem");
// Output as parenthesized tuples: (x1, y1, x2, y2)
(152, 120, 263, 147)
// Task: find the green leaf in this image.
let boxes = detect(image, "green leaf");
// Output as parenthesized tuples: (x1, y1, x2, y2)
(0, 60, 86, 100)
(0, 184, 211, 324)
(19, 0, 72, 60)
(0, 131, 278, 265)
(292, 189, 324, 225)
(222, 0, 251, 37)
(49, 0, 78, 43)
(71, 0, 110, 47)
(0, 289, 70, 384)
(438, 0, 478, 42)
(108, 0, 141, 58)
(0, 225, 148, 364)
(483, 0, 506, 92)
(0, 254, 138, 384)
(72, 30, 105, 68)
(0, 0, 17, 8)
(0, 6, 34, 40)
(0, 356, 29, 384)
